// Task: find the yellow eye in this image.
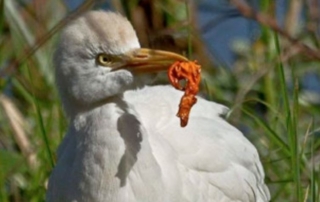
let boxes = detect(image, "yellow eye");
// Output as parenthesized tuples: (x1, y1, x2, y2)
(97, 53, 113, 66)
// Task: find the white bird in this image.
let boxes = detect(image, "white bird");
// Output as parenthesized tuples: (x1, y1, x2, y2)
(47, 11, 270, 202)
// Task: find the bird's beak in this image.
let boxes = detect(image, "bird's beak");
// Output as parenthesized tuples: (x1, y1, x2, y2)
(117, 48, 188, 73)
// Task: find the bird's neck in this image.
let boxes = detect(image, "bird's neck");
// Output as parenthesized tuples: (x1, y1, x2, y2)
(60, 95, 128, 169)
(68, 95, 133, 165)
(71, 95, 128, 131)
(56, 95, 160, 197)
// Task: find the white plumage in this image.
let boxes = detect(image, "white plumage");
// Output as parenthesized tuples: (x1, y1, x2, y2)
(47, 11, 270, 202)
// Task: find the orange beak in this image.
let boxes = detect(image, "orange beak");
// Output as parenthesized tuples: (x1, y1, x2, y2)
(115, 48, 188, 73)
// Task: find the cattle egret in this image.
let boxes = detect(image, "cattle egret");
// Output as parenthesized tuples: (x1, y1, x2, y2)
(47, 11, 270, 202)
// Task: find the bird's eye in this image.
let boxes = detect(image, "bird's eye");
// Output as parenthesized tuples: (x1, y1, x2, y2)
(97, 54, 113, 66)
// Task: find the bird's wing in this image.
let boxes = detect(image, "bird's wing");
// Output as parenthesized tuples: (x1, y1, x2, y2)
(125, 85, 270, 202)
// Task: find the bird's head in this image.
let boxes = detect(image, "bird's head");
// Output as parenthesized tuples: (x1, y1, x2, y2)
(54, 11, 187, 116)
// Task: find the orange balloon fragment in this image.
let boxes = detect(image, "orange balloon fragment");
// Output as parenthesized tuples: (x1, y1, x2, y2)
(167, 61, 201, 127)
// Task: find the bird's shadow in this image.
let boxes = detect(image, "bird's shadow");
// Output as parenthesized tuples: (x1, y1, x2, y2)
(116, 113, 142, 187)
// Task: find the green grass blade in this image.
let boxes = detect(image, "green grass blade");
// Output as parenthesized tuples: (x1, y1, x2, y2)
(34, 98, 54, 168)
(242, 108, 291, 156)
(274, 33, 290, 116)
(292, 77, 301, 201)
(274, 32, 302, 201)
(12, 78, 34, 104)
(25, 64, 54, 168)
(310, 119, 315, 202)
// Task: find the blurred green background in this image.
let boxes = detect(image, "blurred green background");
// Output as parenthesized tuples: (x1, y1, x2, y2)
(0, 0, 320, 201)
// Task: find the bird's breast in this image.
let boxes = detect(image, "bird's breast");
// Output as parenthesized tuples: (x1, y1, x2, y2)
(48, 102, 166, 202)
